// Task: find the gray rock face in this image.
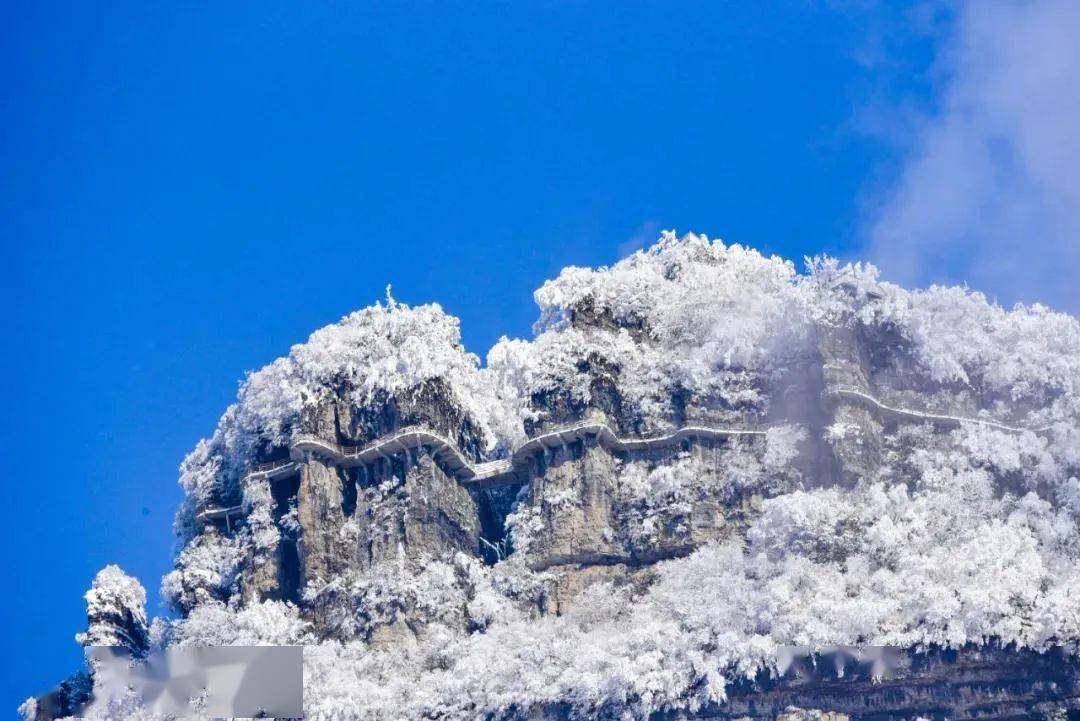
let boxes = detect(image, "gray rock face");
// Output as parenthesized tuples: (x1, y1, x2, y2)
(817, 312, 885, 489)
(352, 451, 483, 570)
(517, 438, 773, 576)
(306, 378, 491, 458)
(230, 378, 495, 627)
(296, 455, 350, 586)
(522, 439, 623, 569)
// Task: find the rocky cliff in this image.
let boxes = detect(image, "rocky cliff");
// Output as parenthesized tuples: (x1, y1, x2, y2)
(26, 233, 1080, 720)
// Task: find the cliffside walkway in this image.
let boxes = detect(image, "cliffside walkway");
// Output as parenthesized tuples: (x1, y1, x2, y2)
(196, 390, 1056, 526)
(196, 421, 766, 525)
(828, 386, 1056, 434)
(292, 420, 768, 485)
(194, 459, 300, 527)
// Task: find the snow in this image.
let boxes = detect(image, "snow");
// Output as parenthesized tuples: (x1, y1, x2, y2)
(171, 294, 523, 541)
(861, 282, 1080, 400)
(488, 232, 819, 428)
(76, 566, 148, 649)
(161, 528, 246, 612)
(170, 600, 309, 647)
(84, 232, 1080, 719)
(293, 476, 1076, 720)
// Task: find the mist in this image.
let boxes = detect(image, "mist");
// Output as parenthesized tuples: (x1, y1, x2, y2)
(867, 0, 1080, 313)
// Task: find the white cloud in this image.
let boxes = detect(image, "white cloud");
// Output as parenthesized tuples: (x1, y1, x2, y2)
(867, 0, 1080, 313)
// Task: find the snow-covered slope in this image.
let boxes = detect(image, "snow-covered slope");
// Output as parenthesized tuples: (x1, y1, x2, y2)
(26, 233, 1080, 720)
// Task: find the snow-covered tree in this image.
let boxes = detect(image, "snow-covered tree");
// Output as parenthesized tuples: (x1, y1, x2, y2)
(76, 566, 150, 655)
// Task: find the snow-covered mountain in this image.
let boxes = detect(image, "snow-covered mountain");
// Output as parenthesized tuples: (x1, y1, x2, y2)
(27, 233, 1080, 720)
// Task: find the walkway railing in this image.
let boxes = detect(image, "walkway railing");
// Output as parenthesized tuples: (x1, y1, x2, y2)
(827, 386, 1054, 434)
(292, 419, 767, 485)
(252, 458, 295, 474)
(195, 388, 1058, 526)
(197, 420, 765, 525)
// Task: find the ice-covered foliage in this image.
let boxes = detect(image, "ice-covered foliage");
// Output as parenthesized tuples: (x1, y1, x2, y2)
(228, 296, 512, 453)
(172, 297, 521, 539)
(296, 533, 1075, 720)
(532, 232, 812, 367)
(804, 254, 1080, 431)
(488, 232, 819, 427)
(17, 698, 36, 721)
(76, 566, 149, 652)
(162, 478, 272, 612)
(862, 283, 1080, 402)
(303, 554, 511, 640)
(161, 530, 246, 612)
(241, 475, 280, 552)
(169, 600, 309, 647)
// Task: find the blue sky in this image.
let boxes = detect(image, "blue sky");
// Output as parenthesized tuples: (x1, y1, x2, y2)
(3, 1, 1077, 711)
